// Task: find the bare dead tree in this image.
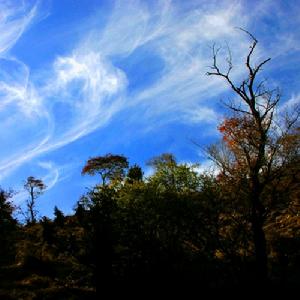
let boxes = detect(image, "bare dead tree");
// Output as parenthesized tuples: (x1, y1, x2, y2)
(206, 29, 299, 283)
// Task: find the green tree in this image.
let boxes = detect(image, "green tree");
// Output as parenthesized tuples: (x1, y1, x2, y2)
(147, 153, 201, 192)
(82, 154, 129, 186)
(116, 170, 222, 283)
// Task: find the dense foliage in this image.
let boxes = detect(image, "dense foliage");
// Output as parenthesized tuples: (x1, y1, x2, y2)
(0, 149, 299, 298)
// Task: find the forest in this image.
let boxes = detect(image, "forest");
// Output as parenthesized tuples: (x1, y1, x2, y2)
(0, 32, 299, 298)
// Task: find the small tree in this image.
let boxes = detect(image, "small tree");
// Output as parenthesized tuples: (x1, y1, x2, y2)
(53, 206, 65, 227)
(127, 164, 143, 183)
(82, 153, 129, 186)
(24, 176, 46, 224)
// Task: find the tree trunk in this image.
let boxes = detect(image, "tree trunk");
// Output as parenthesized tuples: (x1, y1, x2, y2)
(30, 187, 35, 223)
(92, 200, 113, 296)
(251, 198, 268, 284)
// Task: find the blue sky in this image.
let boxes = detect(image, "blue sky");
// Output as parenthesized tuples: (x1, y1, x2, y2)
(0, 0, 299, 217)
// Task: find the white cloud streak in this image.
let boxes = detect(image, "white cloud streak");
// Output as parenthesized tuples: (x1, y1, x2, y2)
(0, 0, 299, 191)
(0, 1, 37, 55)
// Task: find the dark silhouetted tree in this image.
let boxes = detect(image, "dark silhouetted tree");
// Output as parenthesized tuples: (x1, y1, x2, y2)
(127, 164, 143, 183)
(24, 176, 46, 224)
(53, 206, 64, 227)
(206, 29, 300, 283)
(81, 154, 129, 293)
(0, 188, 17, 265)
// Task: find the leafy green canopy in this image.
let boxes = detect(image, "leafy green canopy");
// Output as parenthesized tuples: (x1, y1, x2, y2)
(82, 154, 129, 186)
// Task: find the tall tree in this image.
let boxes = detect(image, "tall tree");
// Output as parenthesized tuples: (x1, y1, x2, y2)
(81, 154, 128, 293)
(24, 176, 46, 224)
(206, 29, 299, 283)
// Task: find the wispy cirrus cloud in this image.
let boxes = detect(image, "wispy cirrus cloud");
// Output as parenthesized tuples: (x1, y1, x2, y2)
(0, 0, 299, 200)
(0, 0, 38, 55)
(0, 50, 127, 178)
(0, 1, 42, 118)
